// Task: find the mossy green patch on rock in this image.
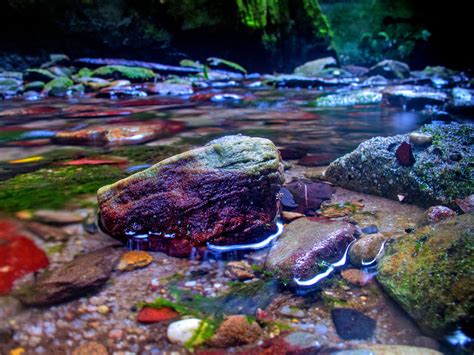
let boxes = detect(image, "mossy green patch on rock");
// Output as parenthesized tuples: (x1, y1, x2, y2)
(377, 214, 474, 338)
(43, 77, 74, 96)
(114, 145, 190, 164)
(0, 165, 127, 212)
(92, 65, 155, 82)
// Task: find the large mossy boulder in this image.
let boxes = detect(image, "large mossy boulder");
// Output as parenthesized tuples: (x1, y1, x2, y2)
(377, 214, 474, 338)
(324, 124, 473, 208)
(97, 135, 284, 257)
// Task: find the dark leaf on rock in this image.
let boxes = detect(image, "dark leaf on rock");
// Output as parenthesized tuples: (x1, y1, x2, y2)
(284, 180, 334, 213)
(395, 142, 415, 166)
(280, 187, 298, 209)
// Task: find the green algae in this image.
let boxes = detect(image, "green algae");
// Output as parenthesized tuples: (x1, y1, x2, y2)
(0, 165, 127, 212)
(114, 145, 189, 164)
(377, 214, 474, 338)
(92, 65, 155, 82)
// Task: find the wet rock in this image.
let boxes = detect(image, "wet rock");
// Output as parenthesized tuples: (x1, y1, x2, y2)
(377, 214, 474, 338)
(24, 81, 45, 92)
(325, 124, 473, 208)
(251, 331, 320, 354)
(208, 315, 262, 348)
(298, 153, 336, 166)
(417, 205, 457, 227)
(382, 86, 448, 110)
(341, 269, 373, 286)
(361, 75, 388, 86)
(335, 345, 441, 355)
(448, 87, 474, 114)
(455, 194, 474, 213)
(144, 82, 193, 96)
(92, 65, 155, 82)
(33, 210, 85, 225)
(361, 225, 378, 234)
(137, 306, 178, 324)
(25, 68, 57, 82)
(320, 200, 364, 218)
(313, 89, 382, 107)
(281, 211, 305, 222)
(395, 142, 415, 166)
(266, 74, 357, 88)
(409, 132, 432, 146)
(98, 135, 283, 257)
(167, 318, 203, 346)
(366, 60, 410, 79)
(331, 308, 376, 340)
(72, 342, 108, 355)
(15, 247, 122, 306)
(116, 251, 153, 271)
(53, 124, 168, 147)
(283, 180, 334, 214)
(225, 261, 255, 280)
(349, 233, 385, 267)
(293, 57, 337, 77)
(279, 305, 305, 318)
(43, 77, 74, 97)
(265, 218, 356, 285)
(25, 221, 70, 241)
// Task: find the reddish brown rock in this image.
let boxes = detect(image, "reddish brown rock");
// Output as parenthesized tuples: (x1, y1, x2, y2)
(208, 315, 262, 348)
(417, 205, 457, 227)
(98, 136, 283, 257)
(265, 218, 357, 285)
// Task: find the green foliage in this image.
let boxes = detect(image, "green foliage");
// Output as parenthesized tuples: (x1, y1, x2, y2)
(184, 319, 217, 349)
(207, 57, 247, 74)
(43, 77, 74, 96)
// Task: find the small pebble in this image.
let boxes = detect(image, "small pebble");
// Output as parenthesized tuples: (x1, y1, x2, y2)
(167, 319, 202, 346)
(279, 305, 305, 318)
(97, 305, 110, 314)
(409, 132, 432, 146)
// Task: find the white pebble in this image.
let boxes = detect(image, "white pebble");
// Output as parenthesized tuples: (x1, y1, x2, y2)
(167, 318, 202, 346)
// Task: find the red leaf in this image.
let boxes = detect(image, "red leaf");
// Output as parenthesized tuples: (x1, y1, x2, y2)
(0, 221, 49, 295)
(137, 307, 179, 324)
(61, 158, 126, 166)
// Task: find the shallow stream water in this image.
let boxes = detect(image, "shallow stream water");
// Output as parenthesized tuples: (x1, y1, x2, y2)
(0, 83, 468, 354)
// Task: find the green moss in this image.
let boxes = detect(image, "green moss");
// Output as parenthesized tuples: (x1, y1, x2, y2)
(24, 81, 45, 91)
(0, 165, 127, 212)
(114, 145, 189, 164)
(92, 65, 155, 82)
(76, 67, 93, 78)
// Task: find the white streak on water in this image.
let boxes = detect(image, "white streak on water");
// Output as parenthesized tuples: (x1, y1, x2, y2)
(294, 240, 354, 287)
(446, 330, 472, 347)
(206, 221, 284, 252)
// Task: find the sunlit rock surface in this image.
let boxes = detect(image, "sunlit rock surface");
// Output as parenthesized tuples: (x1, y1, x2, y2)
(325, 124, 473, 208)
(377, 214, 474, 338)
(98, 135, 283, 256)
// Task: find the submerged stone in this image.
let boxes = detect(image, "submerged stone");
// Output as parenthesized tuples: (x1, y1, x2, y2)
(97, 135, 283, 257)
(417, 205, 457, 227)
(324, 124, 473, 208)
(377, 214, 474, 338)
(15, 247, 122, 306)
(208, 315, 262, 348)
(265, 218, 356, 285)
(43, 77, 74, 97)
(331, 308, 376, 340)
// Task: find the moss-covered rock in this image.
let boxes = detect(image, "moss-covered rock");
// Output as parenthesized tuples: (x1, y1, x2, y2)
(43, 77, 74, 96)
(313, 89, 382, 107)
(24, 81, 45, 92)
(325, 124, 474, 208)
(24, 68, 57, 82)
(92, 65, 155, 82)
(377, 214, 474, 338)
(98, 135, 284, 256)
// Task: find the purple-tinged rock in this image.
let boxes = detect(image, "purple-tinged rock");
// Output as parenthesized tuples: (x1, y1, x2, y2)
(265, 218, 356, 285)
(417, 206, 457, 227)
(283, 180, 333, 214)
